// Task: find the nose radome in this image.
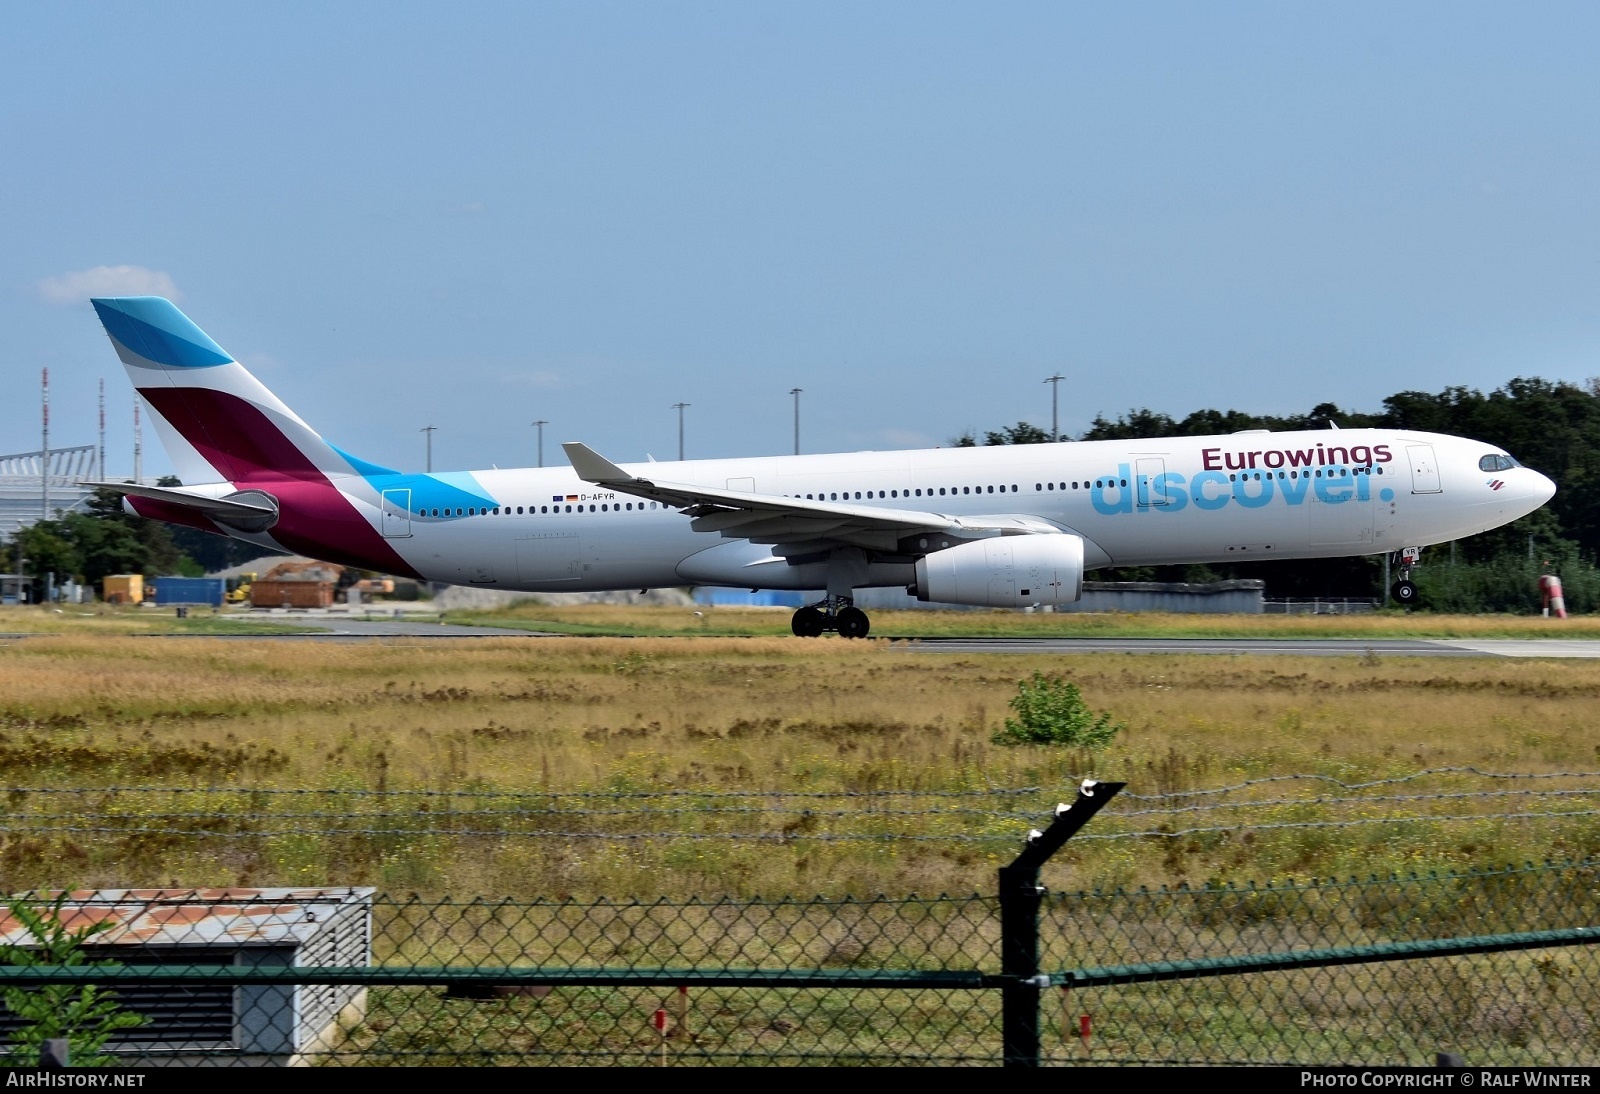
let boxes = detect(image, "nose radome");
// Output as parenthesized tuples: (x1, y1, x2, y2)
(1531, 470, 1557, 505)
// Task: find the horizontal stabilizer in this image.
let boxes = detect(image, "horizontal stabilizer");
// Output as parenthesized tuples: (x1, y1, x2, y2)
(79, 481, 277, 519)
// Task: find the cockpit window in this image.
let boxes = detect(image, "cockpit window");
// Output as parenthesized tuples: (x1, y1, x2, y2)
(1478, 453, 1520, 472)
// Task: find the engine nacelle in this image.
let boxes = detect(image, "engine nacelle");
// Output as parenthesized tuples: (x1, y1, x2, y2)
(914, 534, 1084, 608)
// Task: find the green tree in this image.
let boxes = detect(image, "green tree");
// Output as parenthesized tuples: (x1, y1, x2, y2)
(983, 421, 1053, 446)
(9, 522, 80, 587)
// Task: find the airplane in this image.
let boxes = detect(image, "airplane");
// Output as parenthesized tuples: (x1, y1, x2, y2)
(85, 296, 1556, 637)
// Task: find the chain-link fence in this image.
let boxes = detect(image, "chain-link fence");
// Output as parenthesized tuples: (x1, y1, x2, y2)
(1044, 863, 1600, 1065)
(3, 853, 1599, 1064)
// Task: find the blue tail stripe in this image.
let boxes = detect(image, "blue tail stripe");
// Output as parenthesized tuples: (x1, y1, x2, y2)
(91, 297, 233, 369)
(330, 443, 401, 478)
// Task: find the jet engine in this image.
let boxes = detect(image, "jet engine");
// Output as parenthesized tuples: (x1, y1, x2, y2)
(913, 534, 1084, 608)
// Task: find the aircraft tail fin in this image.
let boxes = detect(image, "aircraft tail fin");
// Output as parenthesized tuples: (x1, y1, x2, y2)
(91, 297, 355, 485)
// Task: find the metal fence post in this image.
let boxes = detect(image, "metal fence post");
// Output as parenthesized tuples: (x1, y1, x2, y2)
(999, 779, 1124, 1067)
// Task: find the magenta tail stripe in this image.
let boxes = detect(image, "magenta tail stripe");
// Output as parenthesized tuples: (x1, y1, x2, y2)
(137, 386, 423, 579)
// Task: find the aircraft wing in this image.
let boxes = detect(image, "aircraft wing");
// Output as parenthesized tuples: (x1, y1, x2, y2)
(563, 442, 1059, 553)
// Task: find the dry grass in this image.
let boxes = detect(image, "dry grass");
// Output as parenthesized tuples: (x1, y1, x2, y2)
(451, 603, 1600, 638)
(0, 605, 316, 635)
(2, 634, 1598, 898)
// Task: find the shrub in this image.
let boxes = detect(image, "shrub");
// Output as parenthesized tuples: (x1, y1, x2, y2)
(0, 893, 143, 1066)
(991, 671, 1124, 748)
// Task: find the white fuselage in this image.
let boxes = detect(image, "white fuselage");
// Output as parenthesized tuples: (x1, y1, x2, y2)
(341, 429, 1552, 593)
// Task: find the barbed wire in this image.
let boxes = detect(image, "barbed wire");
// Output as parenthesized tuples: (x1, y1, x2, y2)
(5, 765, 1600, 802)
(4, 785, 1600, 825)
(6, 806, 1600, 843)
(5, 767, 1600, 844)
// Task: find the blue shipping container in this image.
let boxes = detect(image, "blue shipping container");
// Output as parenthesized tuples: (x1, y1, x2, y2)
(152, 577, 225, 607)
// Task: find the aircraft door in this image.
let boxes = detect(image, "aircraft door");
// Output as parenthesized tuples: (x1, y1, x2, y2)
(1136, 458, 1168, 507)
(380, 489, 412, 538)
(1407, 445, 1442, 494)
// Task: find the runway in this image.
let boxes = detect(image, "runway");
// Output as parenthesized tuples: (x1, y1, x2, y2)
(888, 636, 1600, 658)
(6, 618, 1598, 657)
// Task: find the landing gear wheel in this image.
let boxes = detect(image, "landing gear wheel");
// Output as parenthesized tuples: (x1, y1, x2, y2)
(791, 606, 826, 637)
(1391, 580, 1419, 606)
(835, 606, 871, 639)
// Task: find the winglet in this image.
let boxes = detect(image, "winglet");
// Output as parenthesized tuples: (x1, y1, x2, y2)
(563, 442, 635, 484)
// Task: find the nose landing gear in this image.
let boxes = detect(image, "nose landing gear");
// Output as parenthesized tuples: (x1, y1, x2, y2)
(1390, 546, 1422, 607)
(790, 597, 871, 638)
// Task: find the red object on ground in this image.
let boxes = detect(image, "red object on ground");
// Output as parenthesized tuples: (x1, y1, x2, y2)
(1541, 574, 1569, 619)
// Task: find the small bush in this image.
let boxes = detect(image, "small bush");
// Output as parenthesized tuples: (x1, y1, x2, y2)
(991, 671, 1124, 748)
(0, 893, 144, 1066)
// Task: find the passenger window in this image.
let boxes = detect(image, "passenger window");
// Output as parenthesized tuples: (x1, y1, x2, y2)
(1045, 483, 1052, 491)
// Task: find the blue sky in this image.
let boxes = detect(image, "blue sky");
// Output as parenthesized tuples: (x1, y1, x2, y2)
(4, 2, 1598, 478)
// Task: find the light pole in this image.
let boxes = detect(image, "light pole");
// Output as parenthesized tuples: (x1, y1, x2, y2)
(789, 388, 802, 455)
(672, 403, 689, 461)
(531, 420, 548, 468)
(1043, 373, 1065, 442)
(420, 425, 436, 473)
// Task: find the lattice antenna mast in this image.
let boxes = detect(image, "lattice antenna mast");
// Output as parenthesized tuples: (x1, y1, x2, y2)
(98, 379, 106, 482)
(133, 399, 143, 485)
(41, 368, 49, 522)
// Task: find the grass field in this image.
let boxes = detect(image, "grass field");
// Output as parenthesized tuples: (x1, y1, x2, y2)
(447, 602, 1600, 638)
(0, 605, 321, 635)
(2, 614, 1597, 901)
(5, 601, 1599, 639)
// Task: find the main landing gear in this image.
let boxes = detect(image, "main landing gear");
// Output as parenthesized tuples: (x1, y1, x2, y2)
(1390, 546, 1422, 607)
(791, 596, 871, 639)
